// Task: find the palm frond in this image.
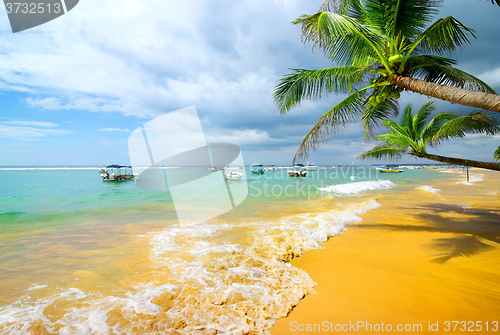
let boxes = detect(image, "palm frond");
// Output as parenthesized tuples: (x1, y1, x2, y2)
(413, 16, 476, 54)
(413, 101, 436, 134)
(420, 111, 457, 142)
(319, 0, 350, 13)
(319, 0, 368, 22)
(494, 146, 500, 161)
(376, 131, 415, 149)
(358, 144, 407, 160)
(293, 12, 388, 67)
(405, 55, 457, 68)
(380, 0, 443, 38)
(429, 111, 500, 146)
(380, 115, 423, 152)
(361, 97, 399, 138)
(399, 103, 414, 127)
(273, 66, 370, 113)
(293, 89, 367, 163)
(408, 63, 496, 93)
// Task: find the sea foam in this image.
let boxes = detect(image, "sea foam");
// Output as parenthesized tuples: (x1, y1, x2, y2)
(0, 201, 381, 334)
(416, 185, 441, 194)
(318, 179, 396, 195)
(457, 174, 484, 185)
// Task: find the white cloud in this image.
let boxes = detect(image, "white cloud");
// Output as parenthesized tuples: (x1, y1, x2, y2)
(100, 128, 131, 132)
(26, 97, 123, 113)
(206, 129, 270, 145)
(0, 0, 322, 119)
(0, 124, 72, 141)
(478, 67, 500, 86)
(1, 120, 58, 127)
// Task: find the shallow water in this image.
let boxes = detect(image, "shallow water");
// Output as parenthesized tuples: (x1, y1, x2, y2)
(0, 166, 465, 334)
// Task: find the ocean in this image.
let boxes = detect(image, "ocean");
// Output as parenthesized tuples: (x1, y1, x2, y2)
(0, 166, 468, 334)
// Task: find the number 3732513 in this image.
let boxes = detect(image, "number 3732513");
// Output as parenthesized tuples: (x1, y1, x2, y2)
(444, 321, 498, 332)
(5, 2, 62, 14)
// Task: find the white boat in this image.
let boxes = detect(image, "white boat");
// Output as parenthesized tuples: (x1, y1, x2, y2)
(209, 166, 223, 172)
(264, 165, 277, 172)
(287, 165, 307, 177)
(223, 164, 244, 181)
(305, 165, 317, 171)
(376, 166, 403, 173)
(99, 165, 136, 181)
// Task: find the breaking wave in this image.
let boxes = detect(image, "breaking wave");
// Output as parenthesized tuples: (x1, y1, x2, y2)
(318, 180, 396, 195)
(0, 200, 380, 334)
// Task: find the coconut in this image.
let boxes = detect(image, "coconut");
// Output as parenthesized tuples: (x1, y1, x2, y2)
(388, 55, 399, 63)
(395, 54, 405, 63)
(391, 91, 401, 99)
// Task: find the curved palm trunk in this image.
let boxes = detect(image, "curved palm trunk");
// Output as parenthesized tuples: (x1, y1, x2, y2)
(422, 153, 500, 171)
(392, 76, 500, 113)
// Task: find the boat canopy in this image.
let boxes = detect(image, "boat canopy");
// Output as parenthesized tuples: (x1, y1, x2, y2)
(226, 164, 243, 169)
(106, 165, 131, 169)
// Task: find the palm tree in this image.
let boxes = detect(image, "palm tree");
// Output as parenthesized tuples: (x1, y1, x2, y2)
(494, 146, 500, 161)
(358, 101, 500, 171)
(274, 0, 500, 163)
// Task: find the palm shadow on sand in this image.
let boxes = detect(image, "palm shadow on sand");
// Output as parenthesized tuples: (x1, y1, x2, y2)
(355, 203, 500, 264)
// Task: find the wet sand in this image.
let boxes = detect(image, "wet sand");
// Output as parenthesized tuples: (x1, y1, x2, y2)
(272, 169, 500, 334)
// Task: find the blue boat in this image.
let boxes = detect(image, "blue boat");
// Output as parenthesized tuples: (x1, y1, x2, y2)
(251, 164, 265, 174)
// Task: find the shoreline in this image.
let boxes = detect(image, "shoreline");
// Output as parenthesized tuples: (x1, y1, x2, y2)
(272, 169, 500, 334)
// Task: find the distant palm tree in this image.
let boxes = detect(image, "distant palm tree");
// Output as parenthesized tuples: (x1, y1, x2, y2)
(358, 102, 500, 171)
(494, 146, 500, 161)
(274, 0, 500, 163)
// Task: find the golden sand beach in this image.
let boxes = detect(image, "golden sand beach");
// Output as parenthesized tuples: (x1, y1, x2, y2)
(272, 169, 500, 334)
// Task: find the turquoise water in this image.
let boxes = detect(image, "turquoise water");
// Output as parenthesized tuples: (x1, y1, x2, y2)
(0, 165, 460, 334)
(0, 166, 450, 215)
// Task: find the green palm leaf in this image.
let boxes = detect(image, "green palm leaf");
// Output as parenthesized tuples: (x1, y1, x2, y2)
(294, 12, 389, 67)
(412, 16, 476, 54)
(413, 101, 436, 134)
(429, 111, 500, 145)
(273, 66, 370, 114)
(293, 89, 367, 163)
(367, 0, 442, 37)
(319, 0, 368, 21)
(408, 63, 496, 93)
(357, 144, 407, 160)
(361, 97, 399, 137)
(360, 102, 500, 167)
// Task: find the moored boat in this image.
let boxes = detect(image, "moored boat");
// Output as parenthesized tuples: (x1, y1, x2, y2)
(264, 165, 277, 172)
(99, 165, 136, 181)
(376, 166, 403, 173)
(287, 165, 307, 177)
(223, 165, 244, 181)
(209, 166, 223, 172)
(251, 164, 265, 174)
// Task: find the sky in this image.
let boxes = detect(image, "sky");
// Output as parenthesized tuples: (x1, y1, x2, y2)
(0, 0, 499, 166)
